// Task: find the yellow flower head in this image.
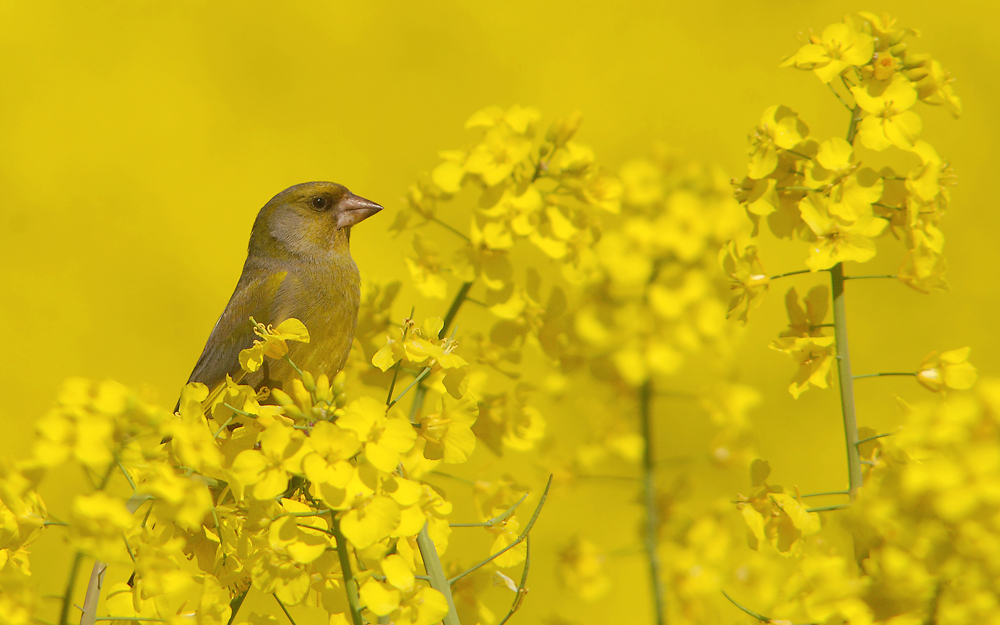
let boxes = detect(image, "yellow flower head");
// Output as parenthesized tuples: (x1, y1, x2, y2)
(916, 347, 977, 393)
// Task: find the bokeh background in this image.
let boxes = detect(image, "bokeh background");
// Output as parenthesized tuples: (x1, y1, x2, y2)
(1, 1, 996, 622)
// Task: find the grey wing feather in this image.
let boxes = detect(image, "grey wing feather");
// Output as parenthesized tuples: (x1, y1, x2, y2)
(185, 269, 285, 392)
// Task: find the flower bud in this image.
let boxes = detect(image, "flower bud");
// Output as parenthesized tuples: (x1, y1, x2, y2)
(545, 111, 584, 147)
(300, 371, 316, 392)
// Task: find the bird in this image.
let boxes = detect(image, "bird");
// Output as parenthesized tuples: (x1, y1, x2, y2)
(181, 181, 383, 407)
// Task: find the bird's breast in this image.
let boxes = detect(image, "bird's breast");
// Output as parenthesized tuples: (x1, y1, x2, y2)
(272, 256, 361, 387)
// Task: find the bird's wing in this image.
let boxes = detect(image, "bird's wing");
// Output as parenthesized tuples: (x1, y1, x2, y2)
(184, 269, 289, 410)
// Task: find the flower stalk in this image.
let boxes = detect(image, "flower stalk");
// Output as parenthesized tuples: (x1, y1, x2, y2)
(831, 262, 863, 500)
(640, 380, 667, 625)
(332, 517, 365, 625)
(416, 525, 461, 625)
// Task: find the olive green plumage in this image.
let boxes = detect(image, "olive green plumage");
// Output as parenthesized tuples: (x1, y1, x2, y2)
(184, 181, 382, 399)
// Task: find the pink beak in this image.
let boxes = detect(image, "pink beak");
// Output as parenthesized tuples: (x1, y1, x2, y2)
(336, 193, 384, 229)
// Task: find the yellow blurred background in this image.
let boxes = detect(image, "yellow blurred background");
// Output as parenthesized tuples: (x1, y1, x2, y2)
(1, 1, 997, 622)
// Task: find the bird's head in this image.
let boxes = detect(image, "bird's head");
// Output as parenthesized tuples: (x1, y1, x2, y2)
(249, 181, 383, 260)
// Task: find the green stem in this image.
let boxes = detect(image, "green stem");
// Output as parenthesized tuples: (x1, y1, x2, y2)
(450, 492, 529, 528)
(770, 269, 815, 280)
(721, 590, 769, 622)
(853, 372, 916, 380)
(273, 594, 298, 625)
(386, 307, 416, 405)
(388, 367, 431, 408)
(440, 282, 473, 339)
(332, 517, 365, 625)
(432, 217, 471, 242)
(846, 105, 862, 147)
(496, 534, 530, 625)
(640, 381, 667, 625)
(857, 432, 894, 445)
(827, 82, 854, 110)
(59, 552, 84, 625)
(800, 490, 849, 498)
(417, 525, 461, 625)
(227, 591, 248, 625)
(448, 476, 552, 585)
(807, 504, 851, 513)
(831, 263, 863, 500)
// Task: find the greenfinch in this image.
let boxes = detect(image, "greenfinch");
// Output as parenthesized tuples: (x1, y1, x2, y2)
(182, 181, 383, 403)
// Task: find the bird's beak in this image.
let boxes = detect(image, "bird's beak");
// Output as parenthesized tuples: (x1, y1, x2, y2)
(336, 193, 384, 229)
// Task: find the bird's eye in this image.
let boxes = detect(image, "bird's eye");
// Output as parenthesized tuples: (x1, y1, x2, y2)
(310, 196, 328, 210)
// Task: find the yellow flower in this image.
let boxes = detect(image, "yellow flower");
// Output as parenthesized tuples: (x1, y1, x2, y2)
(747, 105, 810, 179)
(228, 422, 308, 500)
(138, 465, 214, 532)
(372, 317, 468, 373)
(779, 286, 829, 338)
(238, 317, 310, 373)
(168, 382, 224, 474)
(488, 515, 526, 568)
(798, 192, 887, 271)
(68, 492, 134, 562)
(463, 106, 538, 186)
(719, 242, 770, 323)
(339, 495, 401, 549)
(898, 233, 947, 293)
(770, 335, 837, 398)
(916, 347, 977, 393)
(418, 394, 478, 463)
(851, 74, 922, 150)
(403, 234, 450, 300)
(557, 537, 610, 601)
(301, 421, 360, 509)
(738, 463, 821, 553)
(335, 397, 417, 473)
(781, 21, 874, 83)
(914, 60, 961, 117)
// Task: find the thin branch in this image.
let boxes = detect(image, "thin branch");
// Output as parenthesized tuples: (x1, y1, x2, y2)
(273, 594, 297, 625)
(721, 589, 819, 625)
(827, 82, 854, 110)
(873, 201, 904, 211)
(770, 269, 817, 280)
(853, 372, 916, 380)
(807, 504, 850, 513)
(227, 591, 248, 625)
(58, 552, 84, 625)
(449, 475, 553, 585)
(857, 432, 895, 445)
(640, 381, 666, 625)
(428, 470, 477, 485)
(496, 534, 531, 625)
(387, 367, 431, 408)
(575, 474, 640, 482)
(115, 459, 137, 491)
(386, 307, 416, 405)
(332, 516, 365, 625)
(451, 491, 529, 528)
(843, 274, 898, 281)
(800, 490, 850, 498)
(417, 524, 461, 625)
(441, 282, 474, 339)
(831, 263, 863, 500)
(432, 217, 471, 242)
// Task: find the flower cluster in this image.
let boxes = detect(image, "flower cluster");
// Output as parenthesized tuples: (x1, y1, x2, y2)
(732, 12, 959, 291)
(0, 314, 545, 625)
